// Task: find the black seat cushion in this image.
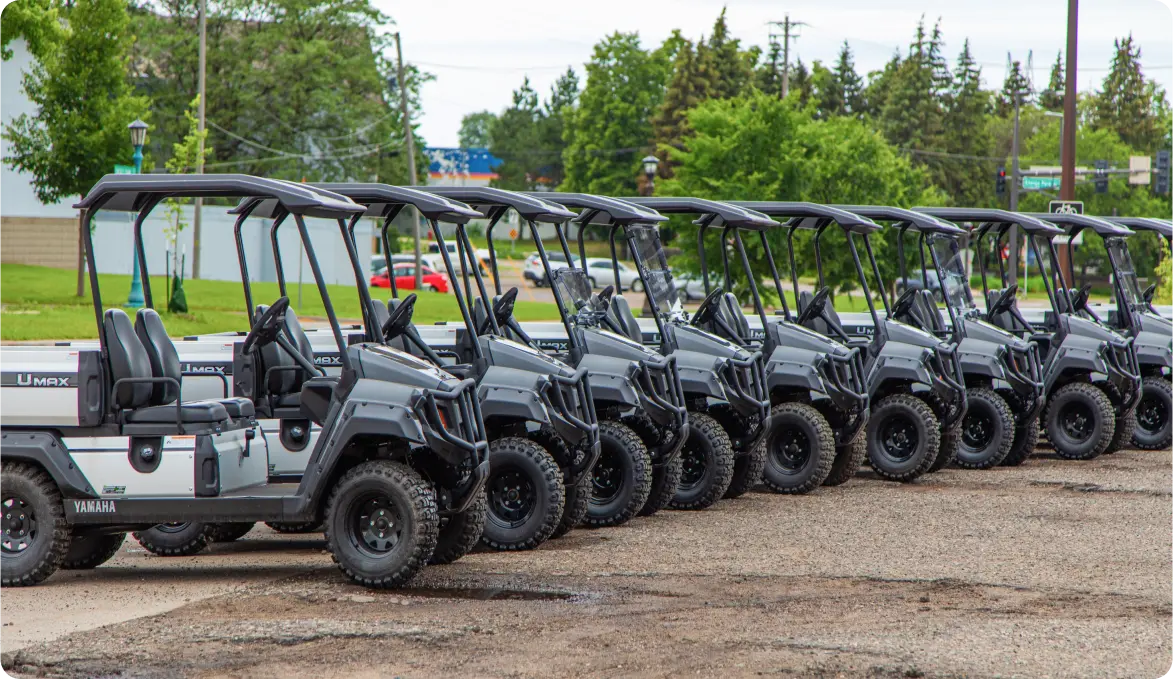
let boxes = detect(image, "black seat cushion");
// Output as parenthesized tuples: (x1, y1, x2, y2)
(274, 393, 302, 408)
(607, 295, 643, 343)
(104, 309, 154, 409)
(257, 305, 314, 395)
(912, 290, 946, 333)
(218, 397, 255, 419)
(134, 308, 182, 406)
(125, 400, 230, 424)
(370, 299, 390, 334)
(720, 292, 751, 340)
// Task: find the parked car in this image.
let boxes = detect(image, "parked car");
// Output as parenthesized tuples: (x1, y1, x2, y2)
(894, 269, 944, 301)
(524, 251, 578, 286)
(673, 272, 708, 301)
(583, 258, 641, 291)
(428, 241, 490, 276)
(370, 262, 450, 293)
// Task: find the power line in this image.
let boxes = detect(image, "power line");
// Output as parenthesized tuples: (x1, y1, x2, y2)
(767, 15, 808, 98)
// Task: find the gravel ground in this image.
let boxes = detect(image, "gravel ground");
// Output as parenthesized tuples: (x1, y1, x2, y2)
(2, 446, 1170, 678)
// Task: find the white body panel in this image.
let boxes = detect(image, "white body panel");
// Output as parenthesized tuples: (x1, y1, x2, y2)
(0, 347, 85, 426)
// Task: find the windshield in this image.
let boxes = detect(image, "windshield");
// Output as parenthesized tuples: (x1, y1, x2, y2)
(1106, 238, 1145, 306)
(629, 225, 682, 317)
(929, 235, 976, 311)
(550, 267, 594, 319)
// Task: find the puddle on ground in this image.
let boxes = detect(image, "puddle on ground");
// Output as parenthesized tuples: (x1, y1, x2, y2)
(399, 586, 579, 602)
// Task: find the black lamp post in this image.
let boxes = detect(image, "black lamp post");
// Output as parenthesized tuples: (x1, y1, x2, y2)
(126, 119, 149, 308)
(641, 155, 659, 196)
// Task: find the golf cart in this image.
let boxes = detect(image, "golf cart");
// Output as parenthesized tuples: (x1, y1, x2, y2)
(627, 197, 869, 493)
(464, 191, 691, 520)
(574, 199, 772, 508)
(1, 175, 488, 589)
(841, 206, 1044, 469)
(731, 202, 967, 482)
(922, 207, 1140, 460)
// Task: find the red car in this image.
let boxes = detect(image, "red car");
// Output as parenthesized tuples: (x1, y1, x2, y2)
(370, 263, 449, 293)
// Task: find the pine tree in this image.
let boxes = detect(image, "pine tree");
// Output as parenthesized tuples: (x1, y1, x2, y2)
(942, 39, 994, 205)
(703, 7, 751, 99)
(788, 58, 812, 107)
(1092, 35, 1169, 153)
(538, 67, 579, 188)
(878, 18, 945, 151)
(809, 61, 839, 118)
(863, 52, 902, 119)
(996, 59, 1033, 117)
(653, 39, 713, 176)
(834, 41, 865, 117)
(756, 38, 783, 97)
(489, 77, 544, 190)
(1039, 52, 1064, 111)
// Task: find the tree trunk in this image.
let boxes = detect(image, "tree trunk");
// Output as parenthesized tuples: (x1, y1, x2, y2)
(75, 208, 86, 298)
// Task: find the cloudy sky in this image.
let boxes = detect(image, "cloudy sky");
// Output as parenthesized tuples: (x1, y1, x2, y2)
(378, 0, 1173, 148)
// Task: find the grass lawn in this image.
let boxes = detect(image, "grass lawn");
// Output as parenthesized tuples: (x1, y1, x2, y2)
(1, 264, 562, 342)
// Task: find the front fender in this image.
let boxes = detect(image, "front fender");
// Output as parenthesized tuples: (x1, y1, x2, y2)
(868, 342, 934, 396)
(575, 353, 640, 409)
(477, 366, 551, 426)
(1134, 329, 1172, 369)
(673, 349, 727, 400)
(1044, 334, 1108, 393)
(0, 431, 97, 499)
(765, 346, 827, 397)
(957, 337, 1006, 381)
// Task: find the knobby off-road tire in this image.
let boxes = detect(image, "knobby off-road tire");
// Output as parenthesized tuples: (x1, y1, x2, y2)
(953, 387, 1015, 469)
(529, 428, 588, 539)
(207, 523, 256, 542)
(429, 490, 487, 565)
(133, 523, 212, 557)
(61, 532, 125, 570)
(1000, 418, 1040, 467)
(481, 437, 565, 551)
(324, 460, 437, 589)
(867, 394, 941, 482)
(1, 462, 71, 586)
(1133, 377, 1173, 450)
(1102, 409, 1137, 455)
(622, 413, 682, 517)
(583, 421, 652, 528)
(724, 439, 767, 498)
(929, 427, 958, 472)
(1045, 382, 1115, 460)
(822, 433, 867, 487)
(669, 412, 735, 510)
(759, 402, 835, 494)
(265, 521, 324, 534)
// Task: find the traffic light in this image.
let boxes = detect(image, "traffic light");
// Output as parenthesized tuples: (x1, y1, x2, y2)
(1094, 160, 1109, 194)
(996, 166, 1007, 197)
(1156, 150, 1170, 195)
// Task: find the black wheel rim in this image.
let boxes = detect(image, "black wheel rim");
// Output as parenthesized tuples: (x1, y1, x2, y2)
(350, 493, 403, 557)
(488, 467, 536, 528)
(1136, 394, 1168, 434)
(2, 496, 36, 555)
(879, 415, 919, 461)
(1059, 401, 1095, 443)
(155, 522, 192, 534)
(770, 426, 811, 474)
(679, 446, 708, 490)
(961, 407, 995, 451)
(591, 446, 623, 504)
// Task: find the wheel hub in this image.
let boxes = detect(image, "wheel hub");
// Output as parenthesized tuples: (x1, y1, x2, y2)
(879, 416, 918, 461)
(1137, 395, 1167, 433)
(488, 469, 536, 528)
(591, 449, 622, 503)
(679, 447, 707, 489)
(1, 497, 35, 554)
(770, 427, 811, 474)
(1060, 402, 1094, 442)
(962, 410, 994, 450)
(356, 498, 401, 554)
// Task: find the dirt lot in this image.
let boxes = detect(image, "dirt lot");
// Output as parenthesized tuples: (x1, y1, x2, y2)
(2, 446, 1170, 679)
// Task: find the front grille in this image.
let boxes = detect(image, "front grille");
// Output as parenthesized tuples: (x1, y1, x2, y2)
(416, 378, 487, 464)
(546, 367, 598, 433)
(638, 354, 686, 413)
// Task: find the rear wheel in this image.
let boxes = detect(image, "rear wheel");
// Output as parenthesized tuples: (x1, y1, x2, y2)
(583, 421, 652, 527)
(669, 412, 734, 510)
(61, 532, 125, 570)
(325, 460, 437, 588)
(1000, 419, 1040, 466)
(1045, 382, 1115, 460)
(929, 427, 958, 472)
(760, 403, 835, 494)
(867, 394, 940, 482)
(1133, 377, 1172, 450)
(1103, 409, 1137, 455)
(206, 523, 255, 543)
(632, 280, 644, 293)
(822, 434, 866, 486)
(429, 490, 487, 565)
(724, 440, 767, 498)
(134, 522, 212, 557)
(481, 437, 565, 551)
(1, 462, 70, 586)
(265, 521, 324, 534)
(529, 429, 588, 539)
(953, 387, 1014, 469)
(622, 413, 682, 517)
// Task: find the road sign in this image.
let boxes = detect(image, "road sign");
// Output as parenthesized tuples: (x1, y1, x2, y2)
(509, 228, 518, 240)
(113, 164, 135, 174)
(1129, 155, 1151, 185)
(1049, 201, 1084, 215)
(1022, 176, 1060, 190)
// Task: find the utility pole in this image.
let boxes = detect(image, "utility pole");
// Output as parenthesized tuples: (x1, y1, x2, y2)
(394, 32, 423, 290)
(192, 0, 207, 279)
(1007, 86, 1022, 287)
(768, 15, 806, 98)
(1060, 0, 1079, 202)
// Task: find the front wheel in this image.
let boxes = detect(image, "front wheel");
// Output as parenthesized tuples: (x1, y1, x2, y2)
(867, 394, 940, 482)
(1, 462, 70, 586)
(325, 460, 438, 588)
(1133, 377, 1172, 450)
(429, 490, 487, 565)
(759, 402, 835, 494)
(133, 523, 212, 557)
(631, 279, 644, 293)
(669, 412, 734, 510)
(1045, 382, 1115, 460)
(481, 437, 565, 551)
(724, 440, 767, 498)
(953, 387, 1014, 469)
(582, 421, 652, 528)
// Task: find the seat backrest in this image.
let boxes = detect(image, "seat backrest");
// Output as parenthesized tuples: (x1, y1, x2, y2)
(103, 308, 154, 409)
(257, 305, 314, 395)
(369, 299, 390, 336)
(720, 293, 751, 340)
(134, 308, 181, 406)
(911, 290, 947, 333)
(471, 296, 490, 334)
(606, 295, 643, 343)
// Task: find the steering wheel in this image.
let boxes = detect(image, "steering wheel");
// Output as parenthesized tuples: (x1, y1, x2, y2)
(1144, 283, 1157, 305)
(692, 287, 724, 326)
(796, 286, 831, 325)
(242, 297, 289, 354)
(987, 283, 1018, 319)
(381, 293, 417, 341)
(478, 287, 519, 334)
(890, 287, 918, 319)
(593, 285, 615, 308)
(1070, 283, 1092, 313)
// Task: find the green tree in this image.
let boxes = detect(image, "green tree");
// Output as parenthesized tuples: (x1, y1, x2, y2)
(862, 52, 902, 118)
(1, 0, 64, 60)
(808, 60, 839, 118)
(458, 111, 496, 148)
(787, 58, 812, 107)
(160, 95, 212, 307)
(995, 58, 1033, 116)
(941, 39, 994, 206)
(1091, 35, 1170, 153)
(1039, 52, 1064, 111)
(755, 38, 783, 97)
(562, 32, 669, 196)
(537, 67, 579, 188)
(652, 38, 713, 176)
(879, 20, 946, 151)
(489, 77, 544, 190)
(701, 7, 751, 99)
(833, 41, 865, 117)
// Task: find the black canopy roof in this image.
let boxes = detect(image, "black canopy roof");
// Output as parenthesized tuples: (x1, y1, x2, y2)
(1105, 216, 1172, 238)
(1022, 212, 1134, 237)
(622, 197, 778, 230)
(309, 184, 482, 222)
(74, 173, 363, 219)
(523, 192, 666, 225)
(914, 207, 1065, 237)
(833, 205, 966, 236)
(413, 186, 575, 223)
(728, 201, 881, 233)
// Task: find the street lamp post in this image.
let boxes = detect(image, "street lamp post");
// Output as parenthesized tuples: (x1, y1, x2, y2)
(126, 119, 148, 309)
(641, 155, 659, 196)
